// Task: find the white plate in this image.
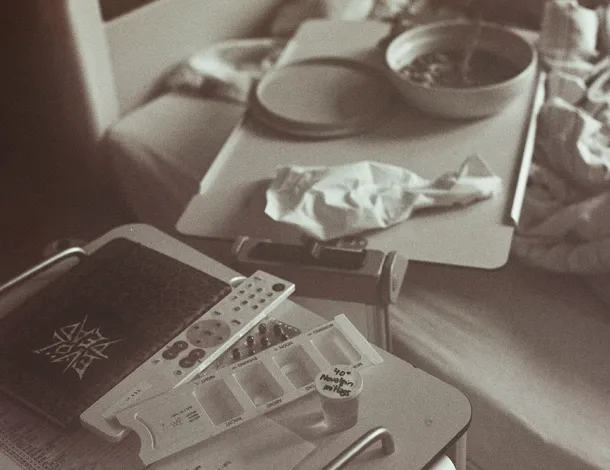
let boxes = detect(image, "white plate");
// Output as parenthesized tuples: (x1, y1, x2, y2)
(251, 58, 393, 137)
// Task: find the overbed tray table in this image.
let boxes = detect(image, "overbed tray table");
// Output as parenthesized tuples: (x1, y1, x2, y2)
(177, 19, 543, 270)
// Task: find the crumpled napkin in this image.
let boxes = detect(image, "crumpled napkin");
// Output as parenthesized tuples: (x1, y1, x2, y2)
(265, 156, 501, 241)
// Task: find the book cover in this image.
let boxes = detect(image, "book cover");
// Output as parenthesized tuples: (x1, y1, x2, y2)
(0, 238, 232, 428)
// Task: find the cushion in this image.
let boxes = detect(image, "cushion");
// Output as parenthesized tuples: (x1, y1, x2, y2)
(104, 93, 245, 231)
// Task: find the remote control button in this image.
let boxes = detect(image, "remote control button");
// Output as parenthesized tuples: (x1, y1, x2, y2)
(179, 358, 196, 368)
(247, 348, 256, 356)
(232, 348, 241, 360)
(174, 341, 188, 350)
(189, 348, 206, 359)
(261, 336, 270, 348)
(186, 319, 231, 348)
(272, 283, 286, 292)
(258, 323, 268, 334)
(246, 335, 255, 346)
(273, 324, 284, 337)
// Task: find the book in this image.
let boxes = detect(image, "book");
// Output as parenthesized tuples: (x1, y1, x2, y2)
(0, 238, 232, 429)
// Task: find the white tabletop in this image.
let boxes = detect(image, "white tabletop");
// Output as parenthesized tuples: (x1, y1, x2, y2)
(177, 20, 541, 269)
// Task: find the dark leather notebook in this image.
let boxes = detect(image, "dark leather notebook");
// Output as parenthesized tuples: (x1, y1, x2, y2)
(0, 238, 232, 429)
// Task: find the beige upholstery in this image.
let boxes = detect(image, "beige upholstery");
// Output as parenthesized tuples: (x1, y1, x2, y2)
(105, 94, 245, 230)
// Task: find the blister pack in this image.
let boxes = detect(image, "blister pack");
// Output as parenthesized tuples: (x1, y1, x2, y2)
(116, 314, 383, 465)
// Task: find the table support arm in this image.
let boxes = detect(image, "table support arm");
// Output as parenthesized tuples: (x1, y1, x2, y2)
(322, 426, 395, 470)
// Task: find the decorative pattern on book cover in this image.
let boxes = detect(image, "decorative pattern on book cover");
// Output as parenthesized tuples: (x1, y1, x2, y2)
(0, 238, 232, 428)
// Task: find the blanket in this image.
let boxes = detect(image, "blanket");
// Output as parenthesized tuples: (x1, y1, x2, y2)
(512, 0, 610, 274)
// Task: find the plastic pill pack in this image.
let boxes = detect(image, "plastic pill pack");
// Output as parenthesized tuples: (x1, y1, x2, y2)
(116, 314, 383, 465)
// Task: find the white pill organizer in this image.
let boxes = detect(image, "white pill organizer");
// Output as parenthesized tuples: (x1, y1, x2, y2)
(116, 314, 383, 465)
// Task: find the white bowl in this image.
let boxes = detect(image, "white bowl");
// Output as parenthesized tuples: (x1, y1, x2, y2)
(385, 20, 537, 119)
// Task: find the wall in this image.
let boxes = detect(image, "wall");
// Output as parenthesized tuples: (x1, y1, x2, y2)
(0, 1, 132, 283)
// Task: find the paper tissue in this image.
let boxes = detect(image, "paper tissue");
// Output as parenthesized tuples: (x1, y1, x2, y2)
(265, 156, 501, 241)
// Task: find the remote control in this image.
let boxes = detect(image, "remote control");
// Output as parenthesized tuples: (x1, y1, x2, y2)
(80, 270, 295, 442)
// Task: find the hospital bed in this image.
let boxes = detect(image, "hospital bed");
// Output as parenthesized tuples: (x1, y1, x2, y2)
(44, 1, 610, 469)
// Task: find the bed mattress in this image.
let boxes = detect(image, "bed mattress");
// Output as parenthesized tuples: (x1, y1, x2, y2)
(392, 259, 610, 470)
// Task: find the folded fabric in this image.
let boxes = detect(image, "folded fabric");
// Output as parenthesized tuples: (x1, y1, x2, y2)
(265, 156, 501, 241)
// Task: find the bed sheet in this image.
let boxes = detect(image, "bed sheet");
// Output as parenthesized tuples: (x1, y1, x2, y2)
(107, 92, 610, 468)
(392, 258, 610, 470)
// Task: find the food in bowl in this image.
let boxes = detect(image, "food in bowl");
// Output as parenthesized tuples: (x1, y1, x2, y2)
(385, 20, 537, 119)
(398, 48, 522, 88)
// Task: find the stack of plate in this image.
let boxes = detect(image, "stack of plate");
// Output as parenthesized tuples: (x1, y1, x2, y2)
(250, 58, 394, 138)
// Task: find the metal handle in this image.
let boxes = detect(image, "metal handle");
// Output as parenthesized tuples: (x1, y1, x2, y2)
(322, 426, 395, 470)
(0, 247, 87, 298)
